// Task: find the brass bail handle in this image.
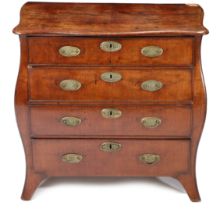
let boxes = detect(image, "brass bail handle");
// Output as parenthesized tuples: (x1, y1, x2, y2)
(62, 153, 83, 163)
(141, 46, 163, 57)
(139, 154, 160, 164)
(59, 46, 81, 57)
(141, 80, 163, 92)
(61, 116, 81, 127)
(59, 79, 81, 91)
(141, 117, 162, 128)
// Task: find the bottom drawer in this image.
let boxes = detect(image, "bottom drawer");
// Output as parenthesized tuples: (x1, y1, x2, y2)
(33, 139, 189, 176)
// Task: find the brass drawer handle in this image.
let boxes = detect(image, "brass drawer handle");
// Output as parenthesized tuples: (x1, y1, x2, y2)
(101, 108, 122, 119)
(139, 154, 160, 165)
(100, 41, 122, 52)
(101, 72, 122, 83)
(62, 153, 83, 163)
(59, 79, 81, 91)
(100, 142, 122, 152)
(141, 80, 163, 92)
(141, 46, 163, 57)
(61, 117, 81, 127)
(59, 46, 81, 57)
(141, 117, 162, 128)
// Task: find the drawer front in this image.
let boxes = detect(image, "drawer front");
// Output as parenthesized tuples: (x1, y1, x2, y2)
(30, 105, 191, 138)
(33, 139, 189, 176)
(29, 67, 192, 102)
(28, 37, 193, 66)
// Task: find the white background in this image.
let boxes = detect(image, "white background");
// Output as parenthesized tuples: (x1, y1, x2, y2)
(0, 0, 219, 209)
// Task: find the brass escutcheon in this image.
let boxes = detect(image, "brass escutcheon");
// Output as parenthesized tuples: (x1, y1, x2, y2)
(141, 117, 162, 128)
(141, 46, 163, 57)
(100, 142, 122, 152)
(141, 80, 163, 92)
(59, 46, 81, 57)
(59, 79, 81, 91)
(62, 153, 83, 163)
(61, 116, 81, 127)
(101, 72, 122, 83)
(100, 41, 122, 52)
(139, 154, 160, 165)
(101, 108, 122, 119)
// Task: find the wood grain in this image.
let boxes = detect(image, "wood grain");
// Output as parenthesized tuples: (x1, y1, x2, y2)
(29, 67, 192, 102)
(28, 37, 193, 66)
(13, 2, 208, 36)
(13, 2, 208, 201)
(30, 105, 192, 138)
(14, 37, 47, 200)
(32, 139, 190, 176)
(176, 36, 207, 202)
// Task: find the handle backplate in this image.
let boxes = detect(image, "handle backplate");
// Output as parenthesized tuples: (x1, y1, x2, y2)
(62, 153, 83, 163)
(61, 116, 81, 127)
(59, 79, 81, 91)
(59, 46, 81, 57)
(141, 46, 163, 57)
(141, 80, 163, 92)
(139, 154, 160, 164)
(141, 117, 162, 128)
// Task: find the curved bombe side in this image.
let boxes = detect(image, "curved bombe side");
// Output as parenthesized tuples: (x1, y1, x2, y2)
(176, 36, 207, 202)
(15, 36, 46, 200)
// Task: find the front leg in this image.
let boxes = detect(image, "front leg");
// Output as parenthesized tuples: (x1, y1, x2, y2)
(176, 173, 200, 202)
(21, 169, 46, 200)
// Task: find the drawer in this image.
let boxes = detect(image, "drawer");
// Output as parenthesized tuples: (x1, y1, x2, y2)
(32, 139, 189, 176)
(29, 67, 192, 102)
(30, 105, 192, 138)
(28, 37, 193, 66)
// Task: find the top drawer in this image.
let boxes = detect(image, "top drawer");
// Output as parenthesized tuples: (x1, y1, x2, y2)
(28, 37, 193, 66)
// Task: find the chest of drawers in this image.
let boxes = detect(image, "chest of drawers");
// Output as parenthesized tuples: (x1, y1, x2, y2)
(13, 2, 208, 201)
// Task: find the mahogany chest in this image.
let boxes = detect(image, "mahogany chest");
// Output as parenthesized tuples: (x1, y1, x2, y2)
(13, 2, 208, 201)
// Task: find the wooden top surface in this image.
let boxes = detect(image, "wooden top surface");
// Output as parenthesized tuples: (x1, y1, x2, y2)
(13, 2, 208, 36)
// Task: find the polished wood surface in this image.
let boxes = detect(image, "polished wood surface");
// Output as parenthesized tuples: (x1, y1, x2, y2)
(13, 2, 208, 201)
(29, 67, 192, 102)
(30, 105, 191, 138)
(28, 37, 193, 66)
(15, 37, 46, 200)
(13, 2, 208, 36)
(176, 36, 207, 202)
(33, 139, 189, 176)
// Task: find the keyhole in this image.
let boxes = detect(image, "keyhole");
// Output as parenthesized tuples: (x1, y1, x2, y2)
(109, 74, 112, 79)
(109, 110, 113, 116)
(109, 43, 112, 48)
(109, 144, 112, 150)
